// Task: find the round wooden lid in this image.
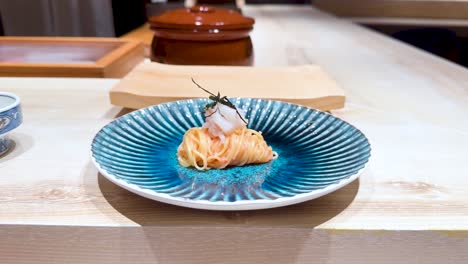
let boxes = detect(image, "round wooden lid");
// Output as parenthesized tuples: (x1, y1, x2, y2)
(149, 6, 255, 31)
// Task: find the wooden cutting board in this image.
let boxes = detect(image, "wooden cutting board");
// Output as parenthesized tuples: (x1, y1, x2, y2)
(110, 62, 345, 111)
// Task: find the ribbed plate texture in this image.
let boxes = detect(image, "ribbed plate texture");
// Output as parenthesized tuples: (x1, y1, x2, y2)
(92, 98, 370, 205)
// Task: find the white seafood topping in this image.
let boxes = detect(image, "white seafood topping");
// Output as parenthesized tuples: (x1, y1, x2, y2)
(203, 103, 248, 140)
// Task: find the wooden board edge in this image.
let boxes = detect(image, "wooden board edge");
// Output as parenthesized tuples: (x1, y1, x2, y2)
(0, 64, 103, 78)
(0, 36, 128, 43)
(96, 40, 142, 67)
(110, 90, 346, 111)
(1, 226, 468, 264)
(101, 42, 145, 78)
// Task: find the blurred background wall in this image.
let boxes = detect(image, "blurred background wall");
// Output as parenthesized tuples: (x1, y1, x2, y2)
(0, 0, 145, 37)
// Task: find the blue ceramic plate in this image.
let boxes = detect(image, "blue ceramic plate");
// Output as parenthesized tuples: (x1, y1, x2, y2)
(92, 98, 370, 210)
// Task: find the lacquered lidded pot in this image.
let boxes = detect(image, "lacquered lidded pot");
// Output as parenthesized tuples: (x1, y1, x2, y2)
(149, 6, 255, 66)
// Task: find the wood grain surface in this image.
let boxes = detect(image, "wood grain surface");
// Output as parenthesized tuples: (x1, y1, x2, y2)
(110, 62, 345, 111)
(314, 0, 468, 19)
(1, 5, 468, 263)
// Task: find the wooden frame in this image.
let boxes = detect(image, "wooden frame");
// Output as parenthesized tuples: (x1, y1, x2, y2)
(0, 37, 144, 78)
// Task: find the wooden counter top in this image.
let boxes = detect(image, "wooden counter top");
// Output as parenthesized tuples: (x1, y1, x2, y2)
(314, 0, 468, 19)
(1, 5, 468, 264)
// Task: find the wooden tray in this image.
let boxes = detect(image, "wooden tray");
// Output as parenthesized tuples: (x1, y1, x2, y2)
(0, 37, 144, 78)
(110, 62, 345, 111)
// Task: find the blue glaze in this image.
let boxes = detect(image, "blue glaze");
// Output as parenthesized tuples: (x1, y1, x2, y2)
(0, 93, 22, 156)
(0, 135, 9, 155)
(0, 104, 22, 135)
(92, 98, 371, 202)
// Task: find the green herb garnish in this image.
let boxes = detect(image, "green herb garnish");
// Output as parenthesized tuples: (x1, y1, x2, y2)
(191, 77, 248, 125)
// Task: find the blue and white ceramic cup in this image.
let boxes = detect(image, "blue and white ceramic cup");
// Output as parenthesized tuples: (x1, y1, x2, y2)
(0, 92, 22, 156)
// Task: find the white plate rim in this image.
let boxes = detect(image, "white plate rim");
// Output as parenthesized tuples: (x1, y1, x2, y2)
(91, 154, 369, 211)
(0, 92, 20, 114)
(91, 98, 371, 211)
